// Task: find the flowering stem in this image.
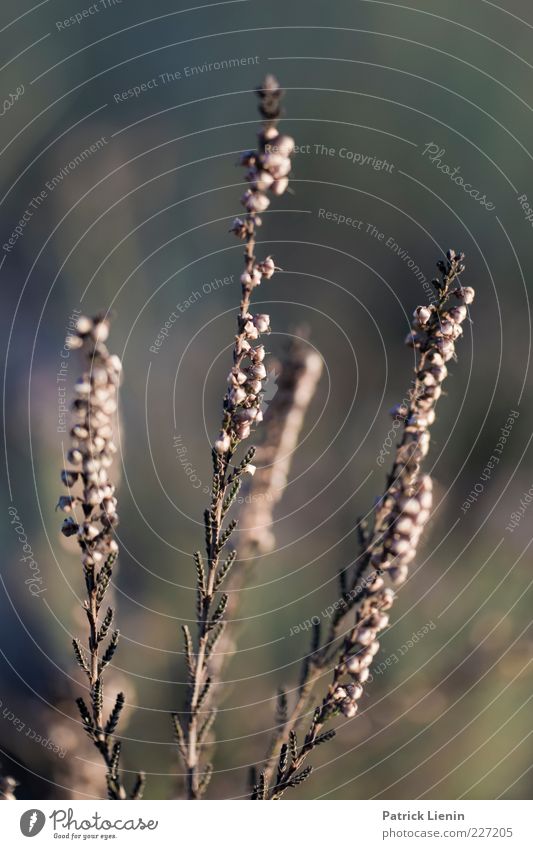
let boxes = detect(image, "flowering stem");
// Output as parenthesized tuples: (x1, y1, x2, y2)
(173, 76, 295, 799)
(256, 251, 475, 800)
(60, 315, 144, 800)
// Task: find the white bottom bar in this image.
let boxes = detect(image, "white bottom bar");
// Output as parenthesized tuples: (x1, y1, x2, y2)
(1, 799, 530, 848)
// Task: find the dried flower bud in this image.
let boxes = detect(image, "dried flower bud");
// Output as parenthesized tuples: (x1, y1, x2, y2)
(341, 699, 358, 718)
(251, 345, 266, 362)
(230, 217, 247, 239)
(253, 314, 270, 333)
(61, 517, 79, 537)
(239, 150, 256, 167)
(229, 386, 247, 406)
(356, 627, 375, 647)
(380, 588, 395, 610)
(246, 379, 263, 395)
(229, 369, 248, 386)
(214, 432, 231, 454)
(259, 256, 276, 279)
(458, 286, 475, 304)
(243, 321, 259, 340)
(414, 306, 432, 326)
(76, 316, 93, 336)
(333, 686, 347, 701)
(242, 189, 270, 213)
(345, 682, 364, 701)
(67, 448, 83, 465)
(235, 421, 251, 440)
(271, 177, 289, 195)
(61, 469, 78, 487)
(57, 496, 76, 513)
(272, 134, 295, 157)
(250, 170, 274, 192)
(93, 321, 109, 343)
(447, 305, 467, 323)
(249, 363, 267, 380)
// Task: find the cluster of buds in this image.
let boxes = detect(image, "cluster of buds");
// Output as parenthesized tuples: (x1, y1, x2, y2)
(230, 77, 294, 245)
(332, 583, 395, 717)
(374, 475, 433, 586)
(215, 77, 294, 456)
(59, 315, 122, 569)
(374, 251, 474, 586)
(235, 75, 294, 223)
(223, 337, 269, 445)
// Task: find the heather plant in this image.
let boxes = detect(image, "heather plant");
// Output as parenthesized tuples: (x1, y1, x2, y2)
(58, 316, 144, 800)
(170, 75, 296, 800)
(255, 251, 474, 799)
(50, 78, 475, 803)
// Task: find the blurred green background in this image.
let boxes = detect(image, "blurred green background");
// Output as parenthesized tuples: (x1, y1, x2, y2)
(1, 0, 532, 800)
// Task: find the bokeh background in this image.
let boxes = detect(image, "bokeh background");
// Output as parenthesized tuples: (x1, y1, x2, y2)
(1, 0, 532, 800)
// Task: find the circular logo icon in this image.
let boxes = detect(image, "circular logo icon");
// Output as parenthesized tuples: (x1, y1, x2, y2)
(20, 810, 46, 837)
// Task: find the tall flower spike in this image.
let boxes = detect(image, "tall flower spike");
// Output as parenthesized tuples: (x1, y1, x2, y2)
(60, 314, 144, 800)
(262, 251, 474, 799)
(173, 77, 294, 801)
